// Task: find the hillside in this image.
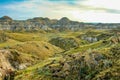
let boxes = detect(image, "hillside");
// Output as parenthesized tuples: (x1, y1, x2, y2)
(14, 31, 120, 80)
(0, 17, 119, 80)
(0, 0, 120, 79)
(0, 29, 118, 80)
(0, 31, 63, 80)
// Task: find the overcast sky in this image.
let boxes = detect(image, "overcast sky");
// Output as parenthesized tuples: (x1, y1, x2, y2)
(0, 0, 120, 23)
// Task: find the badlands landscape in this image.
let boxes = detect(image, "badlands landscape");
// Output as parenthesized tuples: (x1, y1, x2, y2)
(0, 16, 119, 80)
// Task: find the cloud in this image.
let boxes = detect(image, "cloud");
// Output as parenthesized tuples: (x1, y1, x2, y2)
(0, 0, 120, 23)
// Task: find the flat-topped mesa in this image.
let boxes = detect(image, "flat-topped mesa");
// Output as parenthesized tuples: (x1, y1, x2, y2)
(0, 16, 13, 21)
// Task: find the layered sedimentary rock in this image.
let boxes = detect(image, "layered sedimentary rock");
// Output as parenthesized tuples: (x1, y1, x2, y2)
(0, 16, 120, 31)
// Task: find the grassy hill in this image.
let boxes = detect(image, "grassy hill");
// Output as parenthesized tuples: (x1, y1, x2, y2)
(14, 42, 120, 80)
(0, 30, 119, 80)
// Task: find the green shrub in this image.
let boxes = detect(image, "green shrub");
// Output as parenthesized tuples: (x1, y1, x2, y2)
(49, 37, 79, 50)
(0, 32, 8, 43)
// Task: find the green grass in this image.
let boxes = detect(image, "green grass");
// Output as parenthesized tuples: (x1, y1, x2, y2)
(6, 32, 65, 42)
(6, 32, 47, 42)
(0, 39, 23, 48)
(0, 30, 118, 80)
(65, 39, 111, 54)
(15, 57, 61, 80)
(10, 41, 63, 60)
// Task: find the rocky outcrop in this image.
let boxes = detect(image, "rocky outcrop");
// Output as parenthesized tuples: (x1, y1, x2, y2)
(0, 50, 15, 80)
(0, 49, 35, 79)
(77, 31, 113, 43)
(111, 36, 120, 44)
(77, 31, 99, 43)
(81, 36, 98, 43)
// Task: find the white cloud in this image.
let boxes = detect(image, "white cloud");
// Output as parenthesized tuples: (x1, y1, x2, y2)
(82, 0, 120, 10)
(1, 0, 120, 23)
(72, 11, 120, 23)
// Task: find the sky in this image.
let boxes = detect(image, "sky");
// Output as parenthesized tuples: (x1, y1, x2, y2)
(0, 0, 120, 23)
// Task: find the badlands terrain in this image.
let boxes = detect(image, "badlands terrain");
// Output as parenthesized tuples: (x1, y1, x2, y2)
(0, 16, 119, 80)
